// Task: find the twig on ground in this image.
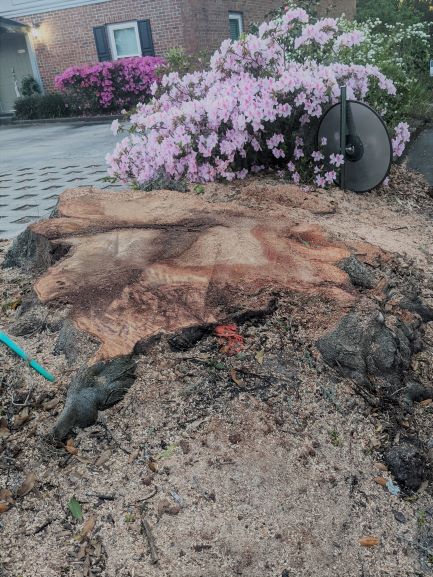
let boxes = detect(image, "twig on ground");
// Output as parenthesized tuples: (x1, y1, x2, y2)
(136, 487, 157, 502)
(10, 386, 34, 407)
(349, 381, 379, 407)
(86, 492, 116, 501)
(96, 421, 131, 455)
(58, 454, 72, 468)
(32, 518, 55, 535)
(141, 517, 158, 565)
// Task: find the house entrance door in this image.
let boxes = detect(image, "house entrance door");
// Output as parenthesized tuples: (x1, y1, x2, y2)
(0, 32, 34, 113)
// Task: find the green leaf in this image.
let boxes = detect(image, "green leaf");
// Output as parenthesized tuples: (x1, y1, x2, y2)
(158, 443, 177, 460)
(194, 184, 205, 195)
(68, 497, 83, 520)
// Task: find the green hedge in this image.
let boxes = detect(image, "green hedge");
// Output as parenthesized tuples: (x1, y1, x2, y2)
(14, 93, 69, 120)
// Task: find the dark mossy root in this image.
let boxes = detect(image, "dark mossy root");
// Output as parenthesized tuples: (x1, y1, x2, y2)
(3, 228, 51, 272)
(338, 256, 377, 289)
(52, 357, 136, 440)
(316, 310, 419, 387)
(384, 436, 428, 494)
(316, 307, 432, 492)
(3, 225, 71, 273)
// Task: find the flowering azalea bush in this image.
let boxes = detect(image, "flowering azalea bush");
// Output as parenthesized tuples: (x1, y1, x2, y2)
(55, 56, 164, 114)
(107, 7, 413, 189)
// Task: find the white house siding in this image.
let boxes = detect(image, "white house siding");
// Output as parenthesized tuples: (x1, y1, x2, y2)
(0, 0, 110, 18)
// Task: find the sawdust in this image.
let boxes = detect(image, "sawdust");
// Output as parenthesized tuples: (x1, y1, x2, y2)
(0, 164, 432, 577)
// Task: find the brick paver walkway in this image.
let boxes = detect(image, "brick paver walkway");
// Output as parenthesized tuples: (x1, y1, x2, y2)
(0, 122, 122, 239)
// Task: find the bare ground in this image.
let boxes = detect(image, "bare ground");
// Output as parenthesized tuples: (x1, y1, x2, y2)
(1, 164, 433, 577)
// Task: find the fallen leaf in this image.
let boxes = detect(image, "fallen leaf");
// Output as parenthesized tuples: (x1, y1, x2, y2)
(420, 398, 432, 407)
(66, 438, 79, 456)
(0, 502, 11, 513)
(94, 449, 111, 467)
(78, 516, 96, 541)
(93, 541, 102, 557)
(13, 406, 30, 429)
(230, 369, 244, 387)
(2, 298, 22, 311)
(255, 349, 265, 365)
(43, 398, 59, 411)
(0, 489, 13, 503)
(16, 472, 36, 498)
(370, 437, 381, 449)
(158, 444, 176, 460)
(373, 476, 387, 487)
(128, 448, 140, 464)
(157, 499, 181, 516)
(374, 462, 387, 472)
(68, 497, 83, 520)
(75, 455, 91, 465)
(76, 543, 87, 560)
(0, 417, 9, 438)
(359, 536, 379, 547)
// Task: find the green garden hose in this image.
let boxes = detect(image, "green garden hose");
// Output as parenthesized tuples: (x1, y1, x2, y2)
(0, 330, 56, 382)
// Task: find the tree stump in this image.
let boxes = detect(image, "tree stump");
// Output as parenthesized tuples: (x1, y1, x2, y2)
(5, 185, 433, 476)
(15, 187, 355, 362)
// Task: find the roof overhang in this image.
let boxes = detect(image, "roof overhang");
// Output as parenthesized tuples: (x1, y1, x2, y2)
(0, 16, 30, 34)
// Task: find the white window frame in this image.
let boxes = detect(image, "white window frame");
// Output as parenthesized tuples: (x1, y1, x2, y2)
(107, 21, 141, 60)
(229, 12, 244, 39)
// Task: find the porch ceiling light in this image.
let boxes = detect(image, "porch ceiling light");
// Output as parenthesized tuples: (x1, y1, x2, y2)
(31, 22, 40, 40)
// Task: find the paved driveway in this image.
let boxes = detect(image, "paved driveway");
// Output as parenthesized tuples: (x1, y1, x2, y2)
(407, 126, 433, 186)
(0, 122, 122, 239)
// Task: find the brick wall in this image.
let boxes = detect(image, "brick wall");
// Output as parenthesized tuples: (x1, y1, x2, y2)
(181, 0, 282, 54)
(15, 0, 184, 89)
(181, 0, 356, 54)
(13, 0, 356, 90)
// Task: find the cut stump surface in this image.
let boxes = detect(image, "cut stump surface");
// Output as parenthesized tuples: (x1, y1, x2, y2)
(28, 187, 355, 361)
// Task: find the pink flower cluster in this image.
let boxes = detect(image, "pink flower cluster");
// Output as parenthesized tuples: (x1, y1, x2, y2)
(107, 9, 399, 188)
(55, 56, 164, 113)
(391, 122, 410, 158)
(294, 18, 339, 49)
(333, 30, 365, 50)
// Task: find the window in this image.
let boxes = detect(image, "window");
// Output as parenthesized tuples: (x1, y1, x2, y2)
(229, 12, 244, 41)
(108, 21, 141, 59)
(94, 21, 155, 62)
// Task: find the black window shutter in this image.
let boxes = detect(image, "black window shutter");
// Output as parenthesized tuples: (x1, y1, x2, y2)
(137, 20, 155, 56)
(93, 26, 111, 61)
(229, 18, 240, 40)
